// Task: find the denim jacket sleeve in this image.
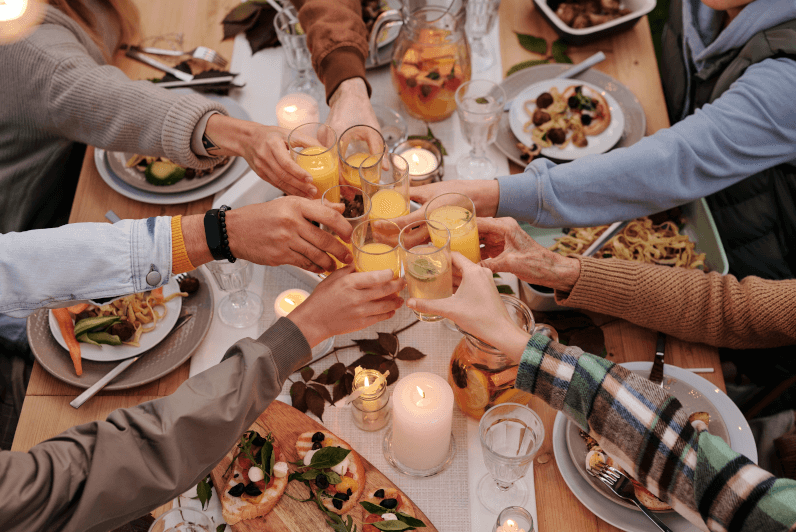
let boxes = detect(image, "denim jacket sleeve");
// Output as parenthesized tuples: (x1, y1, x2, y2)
(0, 217, 172, 317)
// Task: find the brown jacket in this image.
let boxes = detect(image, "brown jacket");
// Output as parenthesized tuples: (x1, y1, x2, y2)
(556, 257, 796, 349)
(293, 0, 371, 102)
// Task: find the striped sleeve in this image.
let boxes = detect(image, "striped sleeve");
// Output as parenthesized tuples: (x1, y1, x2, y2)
(515, 334, 796, 532)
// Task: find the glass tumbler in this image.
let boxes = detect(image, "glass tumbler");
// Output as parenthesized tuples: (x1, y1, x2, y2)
(399, 220, 452, 322)
(359, 152, 411, 220)
(352, 219, 401, 278)
(455, 79, 506, 180)
(424, 192, 481, 264)
(320, 185, 372, 275)
(372, 104, 408, 151)
(478, 403, 545, 513)
(148, 507, 212, 532)
(288, 122, 339, 200)
(204, 259, 264, 328)
(337, 125, 386, 187)
(273, 3, 324, 102)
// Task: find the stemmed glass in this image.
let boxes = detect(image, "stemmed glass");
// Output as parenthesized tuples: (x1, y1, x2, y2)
(455, 79, 506, 180)
(466, 0, 502, 72)
(478, 403, 545, 513)
(273, 4, 324, 102)
(204, 259, 263, 328)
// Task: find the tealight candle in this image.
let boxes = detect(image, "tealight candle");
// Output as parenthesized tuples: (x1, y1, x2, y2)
(350, 367, 391, 431)
(401, 147, 439, 176)
(391, 372, 454, 471)
(274, 289, 309, 318)
(493, 507, 534, 532)
(275, 93, 320, 130)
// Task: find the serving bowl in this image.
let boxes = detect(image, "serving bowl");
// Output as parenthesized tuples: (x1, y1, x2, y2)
(533, 0, 656, 45)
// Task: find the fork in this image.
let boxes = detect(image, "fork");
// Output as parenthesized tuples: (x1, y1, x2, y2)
(588, 463, 673, 532)
(137, 45, 228, 68)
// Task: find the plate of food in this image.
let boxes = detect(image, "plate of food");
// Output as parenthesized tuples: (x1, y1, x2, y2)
(106, 151, 236, 193)
(48, 278, 186, 363)
(508, 78, 625, 160)
(552, 362, 757, 532)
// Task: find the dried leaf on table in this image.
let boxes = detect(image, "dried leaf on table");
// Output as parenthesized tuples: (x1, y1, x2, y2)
(309, 383, 334, 405)
(343, 372, 355, 395)
(332, 378, 348, 404)
(305, 387, 326, 421)
(395, 347, 427, 361)
(290, 381, 308, 413)
(348, 353, 389, 371)
(516, 33, 548, 55)
(377, 332, 399, 356)
(506, 58, 550, 77)
(354, 338, 391, 358)
(378, 359, 399, 385)
(300, 366, 314, 382)
(314, 362, 347, 385)
(551, 39, 573, 64)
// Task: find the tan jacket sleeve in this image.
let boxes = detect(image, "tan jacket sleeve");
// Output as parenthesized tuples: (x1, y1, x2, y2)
(555, 256, 796, 349)
(0, 318, 311, 532)
(293, 0, 372, 102)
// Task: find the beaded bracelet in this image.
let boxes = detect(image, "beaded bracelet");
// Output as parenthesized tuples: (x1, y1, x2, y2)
(218, 205, 236, 263)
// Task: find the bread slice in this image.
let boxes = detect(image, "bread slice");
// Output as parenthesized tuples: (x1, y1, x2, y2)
(362, 487, 418, 532)
(296, 430, 365, 514)
(218, 440, 289, 525)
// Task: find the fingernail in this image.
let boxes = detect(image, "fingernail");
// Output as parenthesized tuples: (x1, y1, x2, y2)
(308, 188, 317, 196)
(406, 299, 415, 309)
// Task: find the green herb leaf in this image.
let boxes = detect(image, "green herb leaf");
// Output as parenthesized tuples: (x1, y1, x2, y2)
(496, 284, 516, 295)
(373, 521, 414, 531)
(551, 39, 573, 64)
(197, 477, 212, 510)
(361, 501, 392, 514)
(297, 469, 342, 484)
(309, 446, 350, 469)
(216, 524, 226, 532)
(426, 70, 440, 80)
(516, 33, 547, 55)
(493, 272, 501, 278)
(475, 97, 488, 104)
(506, 58, 550, 77)
(259, 436, 274, 480)
(396, 513, 426, 528)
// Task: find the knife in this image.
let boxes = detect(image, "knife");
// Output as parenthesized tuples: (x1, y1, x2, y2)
(649, 332, 666, 386)
(153, 77, 245, 89)
(70, 313, 194, 409)
(125, 48, 194, 81)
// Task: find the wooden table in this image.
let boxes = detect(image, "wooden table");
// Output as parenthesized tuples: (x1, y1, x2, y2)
(13, 1, 724, 531)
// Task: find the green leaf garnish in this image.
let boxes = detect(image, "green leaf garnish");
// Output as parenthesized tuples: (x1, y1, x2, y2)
(496, 285, 516, 295)
(361, 501, 391, 514)
(551, 39, 573, 64)
(216, 525, 226, 532)
(309, 446, 350, 470)
(517, 33, 547, 55)
(426, 70, 440, 80)
(506, 58, 550, 77)
(373, 522, 414, 531)
(197, 476, 212, 510)
(360, 502, 426, 528)
(475, 97, 488, 104)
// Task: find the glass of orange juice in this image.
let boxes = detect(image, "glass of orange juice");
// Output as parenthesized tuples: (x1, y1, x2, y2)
(359, 153, 410, 220)
(352, 219, 401, 279)
(425, 192, 481, 263)
(320, 185, 372, 275)
(337, 125, 386, 187)
(288, 122, 339, 200)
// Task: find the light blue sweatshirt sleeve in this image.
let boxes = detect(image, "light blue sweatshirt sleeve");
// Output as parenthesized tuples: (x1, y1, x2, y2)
(0, 217, 172, 317)
(496, 57, 796, 227)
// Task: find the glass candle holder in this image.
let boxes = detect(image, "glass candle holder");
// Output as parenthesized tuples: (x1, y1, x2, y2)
(288, 122, 339, 200)
(493, 506, 534, 532)
(337, 125, 386, 187)
(359, 152, 410, 220)
(351, 368, 391, 431)
(394, 138, 444, 186)
(372, 104, 408, 150)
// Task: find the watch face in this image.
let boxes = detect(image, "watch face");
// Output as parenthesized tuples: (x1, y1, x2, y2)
(204, 210, 226, 261)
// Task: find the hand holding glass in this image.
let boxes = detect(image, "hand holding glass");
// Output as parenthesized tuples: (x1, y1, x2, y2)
(352, 219, 402, 279)
(321, 185, 372, 275)
(288, 122, 339, 200)
(337, 125, 386, 187)
(425, 192, 481, 264)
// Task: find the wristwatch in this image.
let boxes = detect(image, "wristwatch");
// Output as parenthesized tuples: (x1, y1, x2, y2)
(204, 205, 236, 262)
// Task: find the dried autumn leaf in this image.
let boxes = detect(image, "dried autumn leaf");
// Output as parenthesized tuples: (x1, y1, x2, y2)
(343, 372, 355, 395)
(377, 332, 398, 356)
(354, 339, 390, 358)
(305, 387, 326, 421)
(290, 381, 308, 413)
(332, 378, 348, 404)
(309, 383, 334, 405)
(378, 359, 399, 385)
(395, 347, 427, 361)
(325, 362, 347, 384)
(300, 366, 314, 382)
(348, 353, 389, 371)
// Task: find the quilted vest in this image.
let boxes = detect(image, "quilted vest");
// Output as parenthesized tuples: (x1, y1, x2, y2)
(661, 2, 796, 280)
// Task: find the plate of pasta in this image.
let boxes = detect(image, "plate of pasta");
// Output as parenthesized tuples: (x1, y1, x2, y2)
(508, 78, 625, 160)
(48, 278, 186, 362)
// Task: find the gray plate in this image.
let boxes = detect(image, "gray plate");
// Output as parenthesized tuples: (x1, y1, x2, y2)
(106, 152, 236, 193)
(27, 269, 214, 391)
(496, 64, 646, 166)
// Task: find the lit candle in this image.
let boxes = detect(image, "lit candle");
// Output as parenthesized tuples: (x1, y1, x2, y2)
(350, 367, 391, 431)
(275, 94, 320, 130)
(400, 147, 438, 176)
(391, 372, 454, 470)
(274, 289, 309, 318)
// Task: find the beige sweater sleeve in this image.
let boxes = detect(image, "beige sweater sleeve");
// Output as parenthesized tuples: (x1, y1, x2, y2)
(556, 257, 796, 349)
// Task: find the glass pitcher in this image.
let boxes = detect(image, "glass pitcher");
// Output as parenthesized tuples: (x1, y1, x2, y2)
(448, 295, 558, 420)
(372, 1, 471, 122)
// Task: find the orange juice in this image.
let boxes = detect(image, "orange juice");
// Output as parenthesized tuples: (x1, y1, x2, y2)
(341, 152, 371, 187)
(370, 189, 410, 220)
(297, 146, 339, 200)
(428, 205, 480, 263)
(355, 243, 400, 278)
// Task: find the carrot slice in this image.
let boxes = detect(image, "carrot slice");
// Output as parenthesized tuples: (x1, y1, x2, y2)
(66, 303, 89, 315)
(52, 308, 82, 376)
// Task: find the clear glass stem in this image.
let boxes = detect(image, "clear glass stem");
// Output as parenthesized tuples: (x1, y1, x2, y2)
(229, 289, 248, 308)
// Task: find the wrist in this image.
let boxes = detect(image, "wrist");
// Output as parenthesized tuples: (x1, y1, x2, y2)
(330, 77, 369, 105)
(181, 214, 214, 267)
(550, 255, 581, 292)
(204, 114, 251, 157)
(223, 207, 246, 262)
(286, 306, 325, 348)
(481, 180, 501, 217)
(498, 327, 533, 365)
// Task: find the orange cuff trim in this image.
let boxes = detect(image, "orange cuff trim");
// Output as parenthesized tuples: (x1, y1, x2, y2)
(171, 215, 196, 274)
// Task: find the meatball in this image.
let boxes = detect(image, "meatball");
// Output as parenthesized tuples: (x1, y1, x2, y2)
(535, 92, 554, 109)
(532, 108, 551, 126)
(107, 321, 136, 342)
(548, 128, 567, 145)
(179, 276, 200, 294)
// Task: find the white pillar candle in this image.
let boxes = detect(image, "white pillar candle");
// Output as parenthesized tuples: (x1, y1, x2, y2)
(400, 147, 438, 176)
(274, 289, 309, 318)
(275, 93, 320, 130)
(391, 372, 454, 470)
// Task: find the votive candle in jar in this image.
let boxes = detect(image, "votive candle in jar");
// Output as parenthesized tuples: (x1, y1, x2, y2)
(351, 368, 391, 431)
(275, 93, 320, 130)
(274, 289, 309, 318)
(395, 139, 444, 186)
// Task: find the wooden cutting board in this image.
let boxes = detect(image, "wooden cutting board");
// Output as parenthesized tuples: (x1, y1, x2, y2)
(210, 400, 439, 532)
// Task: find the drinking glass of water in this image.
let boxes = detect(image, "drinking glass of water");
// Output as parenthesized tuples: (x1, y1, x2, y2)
(466, 0, 501, 72)
(455, 79, 506, 180)
(204, 259, 263, 328)
(478, 402, 545, 513)
(148, 507, 212, 532)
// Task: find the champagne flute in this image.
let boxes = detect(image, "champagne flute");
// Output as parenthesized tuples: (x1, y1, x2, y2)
(454, 79, 505, 180)
(204, 259, 263, 328)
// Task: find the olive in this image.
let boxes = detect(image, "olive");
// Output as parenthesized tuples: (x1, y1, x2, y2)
(312, 432, 326, 443)
(532, 109, 551, 127)
(347, 488, 353, 496)
(548, 128, 567, 145)
(535, 92, 554, 109)
(581, 114, 592, 126)
(252, 434, 267, 447)
(233, 473, 239, 479)
(381, 498, 398, 509)
(227, 483, 245, 497)
(244, 482, 262, 496)
(332, 498, 344, 510)
(312, 441, 323, 450)
(333, 492, 350, 501)
(374, 489, 385, 498)
(568, 96, 579, 109)
(315, 473, 330, 490)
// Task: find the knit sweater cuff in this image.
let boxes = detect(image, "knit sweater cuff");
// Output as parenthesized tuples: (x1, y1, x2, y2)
(170, 216, 195, 274)
(318, 46, 371, 103)
(555, 257, 637, 316)
(161, 93, 228, 170)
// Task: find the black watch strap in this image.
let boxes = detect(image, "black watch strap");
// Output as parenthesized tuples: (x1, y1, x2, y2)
(204, 205, 236, 262)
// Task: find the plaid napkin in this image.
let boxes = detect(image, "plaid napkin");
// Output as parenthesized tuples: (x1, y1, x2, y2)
(222, 0, 281, 53)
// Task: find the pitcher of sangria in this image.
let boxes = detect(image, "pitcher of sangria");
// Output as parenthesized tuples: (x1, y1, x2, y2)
(372, 1, 471, 122)
(448, 295, 558, 420)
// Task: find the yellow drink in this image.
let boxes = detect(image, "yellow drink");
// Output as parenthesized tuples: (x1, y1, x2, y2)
(324, 237, 353, 276)
(428, 205, 480, 263)
(356, 242, 400, 278)
(297, 146, 339, 200)
(341, 152, 371, 187)
(370, 189, 410, 219)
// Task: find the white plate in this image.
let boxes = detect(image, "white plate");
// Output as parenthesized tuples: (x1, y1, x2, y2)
(508, 78, 625, 160)
(553, 362, 757, 532)
(49, 278, 183, 363)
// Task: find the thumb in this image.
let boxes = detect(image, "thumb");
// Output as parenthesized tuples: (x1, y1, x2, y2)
(480, 254, 510, 274)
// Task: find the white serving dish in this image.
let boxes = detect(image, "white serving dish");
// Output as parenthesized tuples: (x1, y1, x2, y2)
(534, 0, 657, 45)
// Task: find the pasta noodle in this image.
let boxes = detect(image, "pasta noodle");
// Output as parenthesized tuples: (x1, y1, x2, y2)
(523, 87, 587, 149)
(88, 289, 187, 347)
(550, 217, 706, 270)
